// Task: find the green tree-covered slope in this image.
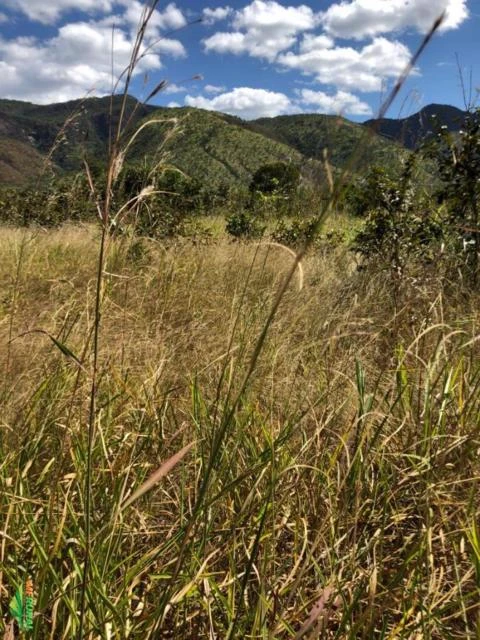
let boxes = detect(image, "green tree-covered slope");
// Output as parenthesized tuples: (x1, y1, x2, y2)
(0, 95, 446, 188)
(249, 113, 409, 173)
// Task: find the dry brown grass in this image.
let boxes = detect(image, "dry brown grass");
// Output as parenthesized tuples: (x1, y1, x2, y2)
(1, 225, 479, 639)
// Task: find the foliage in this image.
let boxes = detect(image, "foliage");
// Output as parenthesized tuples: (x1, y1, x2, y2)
(345, 165, 401, 217)
(249, 162, 300, 197)
(225, 210, 266, 239)
(351, 157, 444, 276)
(250, 113, 410, 174)
(0, 177, 95, 227)
(271, 217, 317, 247)
(424, 108, 480, 281)
(247, 162, 301, 217)
(352, 109, 480, 286)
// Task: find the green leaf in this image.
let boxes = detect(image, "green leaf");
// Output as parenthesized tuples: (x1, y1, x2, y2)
(10, 329, 84, 370)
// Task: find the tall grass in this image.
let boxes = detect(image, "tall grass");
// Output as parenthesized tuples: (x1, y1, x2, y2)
(2, 5, 479, 639)
(1, 227, 479, 638)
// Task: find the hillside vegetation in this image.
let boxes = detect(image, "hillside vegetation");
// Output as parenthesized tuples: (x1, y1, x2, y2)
(249, 113, 409, 172)
(0, 95, 419, 188)
(129, 106, 304, 187)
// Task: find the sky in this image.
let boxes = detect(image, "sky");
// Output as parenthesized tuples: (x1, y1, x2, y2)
(0, 0, 478, 121)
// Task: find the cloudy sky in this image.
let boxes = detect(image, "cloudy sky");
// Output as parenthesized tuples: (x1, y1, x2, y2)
(0, 0, 478, 120)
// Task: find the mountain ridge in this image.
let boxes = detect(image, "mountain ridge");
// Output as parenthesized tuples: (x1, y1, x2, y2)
(364, 103, 468, 150)
(0, 96, 465, 188)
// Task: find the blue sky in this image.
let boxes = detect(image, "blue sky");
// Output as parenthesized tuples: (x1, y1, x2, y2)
(0, 0, 478, 121)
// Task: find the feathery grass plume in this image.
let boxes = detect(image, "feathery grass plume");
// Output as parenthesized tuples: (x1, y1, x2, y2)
(121, 441, 195, 509)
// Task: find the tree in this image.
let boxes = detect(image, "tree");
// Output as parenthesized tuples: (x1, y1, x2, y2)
(425, 109, 480, 282)
(248, 162, 300, 216)
(249, 162, 300, 197)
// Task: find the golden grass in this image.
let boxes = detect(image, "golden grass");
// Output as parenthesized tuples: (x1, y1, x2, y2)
(1, 225, 480, 638)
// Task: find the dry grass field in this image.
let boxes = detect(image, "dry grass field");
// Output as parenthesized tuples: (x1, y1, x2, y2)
(1, 224, 479, 638)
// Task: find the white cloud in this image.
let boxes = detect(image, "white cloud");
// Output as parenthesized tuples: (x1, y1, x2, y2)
(299, 89, 372, 115)
(203, 0, 317, 61)
(152, 2, 187, 30)
(204, 84, 227, 94)
(154, 38, 186, 58)
(168, 101, 182, 108)
(3, 0, 114, 25)
(202, 6, 233, 26)
(185, 87, 294, 119)
(164, 83, 187, 94)
(278, 36, 413, 92)
(0, 17, 185, 103)
(321, 0, 469, 40)
(0, 12, 8, 23)
(0, 0, 188, 104)
(300, 34, 335, 52)
(117, 1, 187, 39)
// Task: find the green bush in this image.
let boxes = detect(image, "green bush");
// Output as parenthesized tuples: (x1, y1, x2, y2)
(351, 156, 444, 276)
(249, 162, 300, 197)
(345, 165, 402, 217)
(271, 217, 317, 248)
(424, 108, 480, 281)
(226, 210, 265, 239)
(249, 162, 301, 217)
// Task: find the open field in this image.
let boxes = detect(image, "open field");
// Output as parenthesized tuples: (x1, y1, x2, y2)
(1, 224, 480, 638)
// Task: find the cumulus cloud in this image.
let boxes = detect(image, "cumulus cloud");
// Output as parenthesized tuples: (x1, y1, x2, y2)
(0, 0, 188, 103)
(3, 0, 114, 24)
(203, 0, 317, 61)
(0, 17, 186, 103)
(164, 83, 187, 95)
(321, 0, 469, 40)
(202, 6, 233, 25)
(299, 89, 372, 115)
(119, 1, 187, 32)
(278, 36, 413, 92)
(185, 87, 294, 119)
(204, 84, 227, 94)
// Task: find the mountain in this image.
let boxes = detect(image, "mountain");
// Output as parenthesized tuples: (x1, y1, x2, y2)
(126, 106, 304, 187)
(0, 95, 444, 189)
(364, 104, 468, 150)
(0, 95, 157, 185)
(247, 113, 409, 174)
(0, 96, 306, 187)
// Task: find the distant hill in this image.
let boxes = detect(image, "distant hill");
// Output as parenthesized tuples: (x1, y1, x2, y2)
(364, 104, 468, 150)
(127, 107, 304, 187)
(0, 95, 459, 189)
(247, 113, 409, 173)
(0, 96, 306, 187)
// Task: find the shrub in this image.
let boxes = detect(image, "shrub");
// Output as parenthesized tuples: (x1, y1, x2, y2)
(249, 162, 301, 217)
(345, 165, 401, 217)
(351, 156, 444, 277)
(271, 217, 317, 248)
(249, 162, 300, 197)
(424, 108, 480, 281)
(226, 210, 265, 239)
